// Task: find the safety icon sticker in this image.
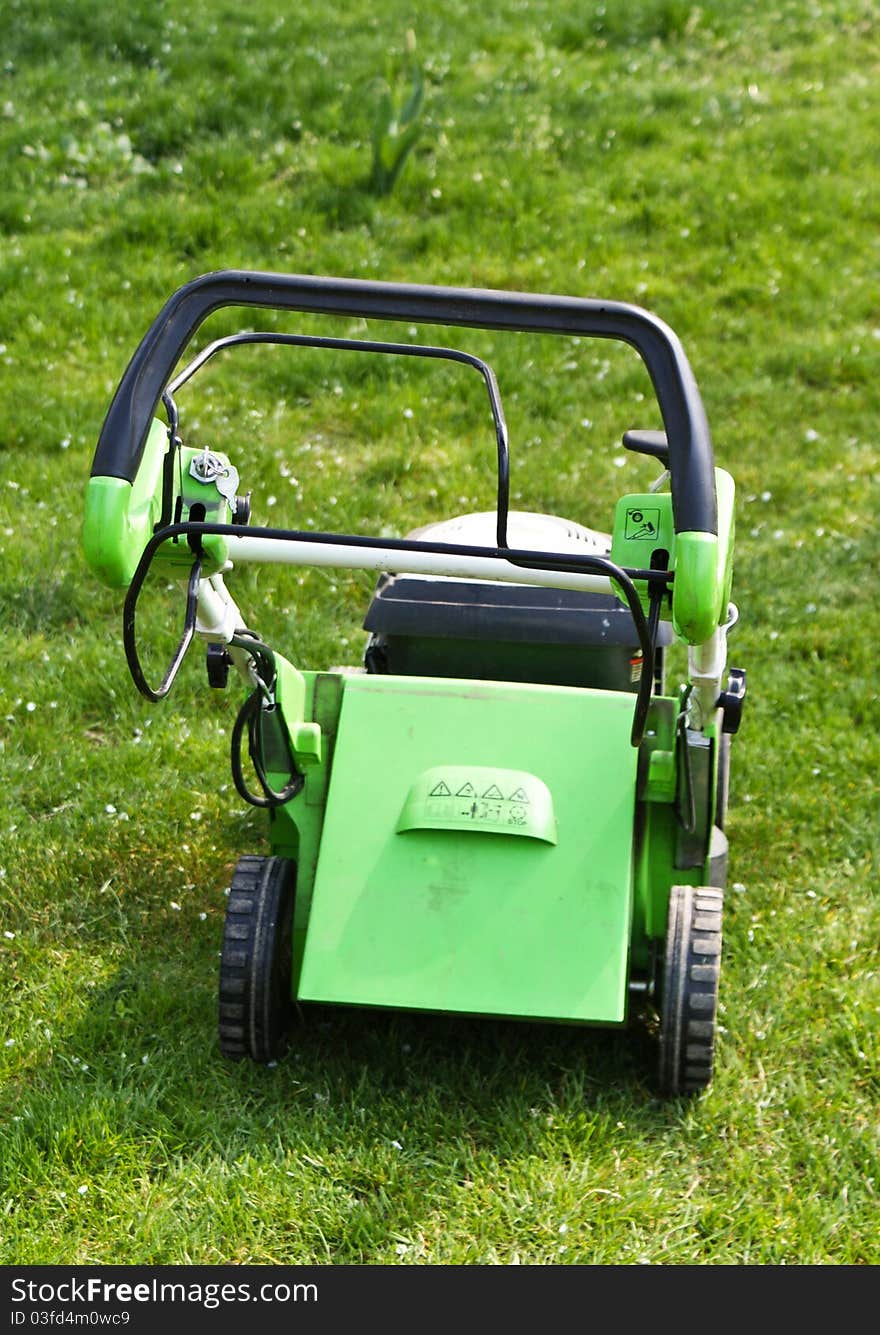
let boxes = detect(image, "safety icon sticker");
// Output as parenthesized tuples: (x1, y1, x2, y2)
(399, 767, 558, 844)
(624, 507, 661, 541)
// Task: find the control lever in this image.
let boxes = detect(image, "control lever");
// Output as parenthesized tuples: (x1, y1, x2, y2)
(623, 429, 670, 466)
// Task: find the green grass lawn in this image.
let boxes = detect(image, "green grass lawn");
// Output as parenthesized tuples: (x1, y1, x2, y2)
(1, 0, 878, 1264)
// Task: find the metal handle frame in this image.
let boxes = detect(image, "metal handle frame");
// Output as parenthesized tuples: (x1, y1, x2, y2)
(91, 269, 717, 537)
(162, 329, 512, 548)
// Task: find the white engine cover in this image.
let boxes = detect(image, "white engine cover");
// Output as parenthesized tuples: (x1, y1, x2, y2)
(405, 509, 611, 558)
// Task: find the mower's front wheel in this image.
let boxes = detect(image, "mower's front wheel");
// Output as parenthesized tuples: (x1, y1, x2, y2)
(218, 855, 296, 1064)
(658, 884, 723, 1097)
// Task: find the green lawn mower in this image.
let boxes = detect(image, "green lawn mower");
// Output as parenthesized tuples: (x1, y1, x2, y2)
(83, 271, 745, 1096)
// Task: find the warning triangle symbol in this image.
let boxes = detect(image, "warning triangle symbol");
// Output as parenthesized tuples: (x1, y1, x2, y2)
(508, 787, 530, 803)
(429, 781, 451, 797)
(481, 784, 505, 800)
(456, 782, 476, 797)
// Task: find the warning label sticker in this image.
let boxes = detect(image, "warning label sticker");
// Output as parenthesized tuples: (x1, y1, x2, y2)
(400, 766, 557, 844)
(424, 778, 534, 829)
(624, 507, 661, 541)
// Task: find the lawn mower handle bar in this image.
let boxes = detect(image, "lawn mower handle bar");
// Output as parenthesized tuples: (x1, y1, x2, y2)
(163, 329, 512, 549)
(91, 269, 718, 537)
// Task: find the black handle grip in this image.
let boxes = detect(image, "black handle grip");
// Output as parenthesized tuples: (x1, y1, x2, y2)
(91, 270, 717, 536)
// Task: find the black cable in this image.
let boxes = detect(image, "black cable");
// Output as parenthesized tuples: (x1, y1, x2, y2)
(229, 632, 277, 689)
(227, 633, 304, 808)
(230, 689, 305, 809)
(122, 552, 202, 701)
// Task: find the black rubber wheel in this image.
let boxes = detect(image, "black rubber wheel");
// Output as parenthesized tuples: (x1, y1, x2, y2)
(218, 854, 296, 1063)
(658, 884, 723, 1096)
(715, 731, 731, 831)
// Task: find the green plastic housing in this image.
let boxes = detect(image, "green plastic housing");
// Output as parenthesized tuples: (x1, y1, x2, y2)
(265, 670, 726, 1019)
(292, 674, 639, 1024)
(82, 418, 169, 588)
(83, 421, 233, 588)
(610, 468, 735, 645)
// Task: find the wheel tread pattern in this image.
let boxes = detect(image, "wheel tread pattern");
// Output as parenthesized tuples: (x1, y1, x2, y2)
(218, 854, 295, 1064)
(658, 885, 723, 1096)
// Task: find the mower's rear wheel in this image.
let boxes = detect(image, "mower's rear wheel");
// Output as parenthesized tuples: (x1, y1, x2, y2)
(218, 855, 295, 1064)
(658, 885, 723, 1097)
